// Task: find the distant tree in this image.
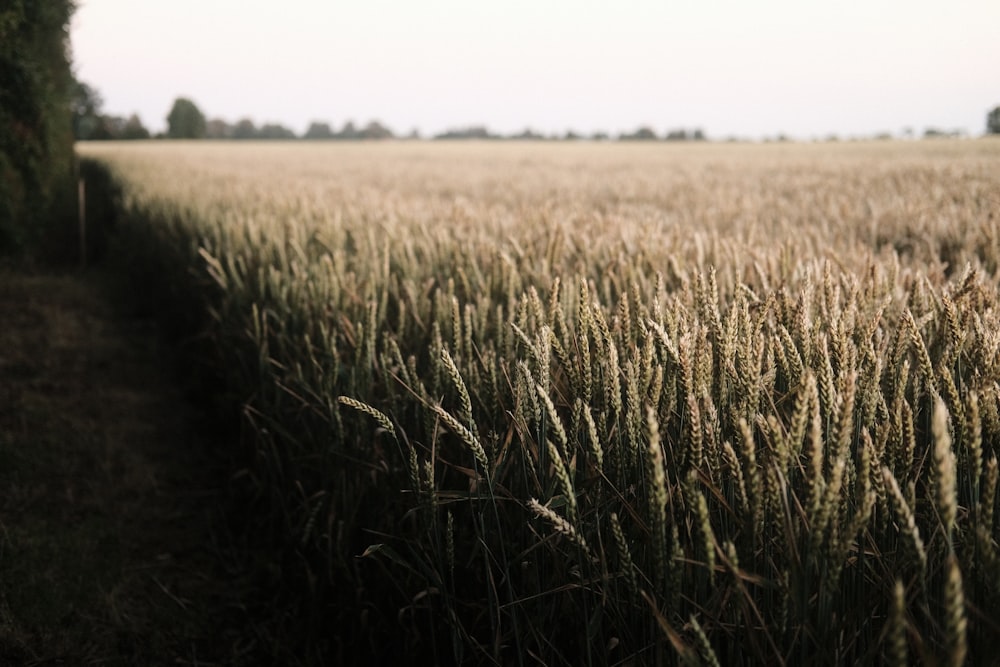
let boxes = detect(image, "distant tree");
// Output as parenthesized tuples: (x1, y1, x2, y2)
(620, 126, 658, 141)
(692, 128, 706, 141)
(434, 126, 495, 140)
(74, 111, 148, 141)
(205, 118, 232, 139)
(590, 131, 609, 141)
(232, 118, 257, 139)
(71, 80, 104, 140)
(166, 97, 206, 139)
(665, 129, 688, 141)
(86, 116, 115, 140)
(338, 121, 359, 139)
(511, 127, 544, 140)
(101, 115, 126, 139)
(258, 123, 296, 139)
(988, 106, 1000, 135)
(304, 121, 335, 139)
(923, 127, 963, 139)
(359, 120, 393, 139)
(121, 114, 150, 140)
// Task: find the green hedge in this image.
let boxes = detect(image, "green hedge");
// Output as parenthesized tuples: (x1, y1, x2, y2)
(0, 0, 75, 259)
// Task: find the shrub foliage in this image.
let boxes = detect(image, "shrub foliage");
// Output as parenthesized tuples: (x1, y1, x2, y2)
(0, 0, 75, 257)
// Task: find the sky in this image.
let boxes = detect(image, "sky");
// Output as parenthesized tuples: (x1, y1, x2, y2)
(70, 0, 1000, 140)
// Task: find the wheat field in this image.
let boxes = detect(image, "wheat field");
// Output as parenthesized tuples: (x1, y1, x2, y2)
(79, 138, 1000, 664)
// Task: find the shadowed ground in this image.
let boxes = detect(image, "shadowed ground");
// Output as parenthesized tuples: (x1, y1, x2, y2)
(0, 266, 271, 666)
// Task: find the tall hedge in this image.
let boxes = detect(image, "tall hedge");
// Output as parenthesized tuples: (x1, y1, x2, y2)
(0, 0, 75, 258)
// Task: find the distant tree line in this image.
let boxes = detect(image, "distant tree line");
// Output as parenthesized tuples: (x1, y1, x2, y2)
(78, 93, 719, 143)
(74, 91, 1000, 144)
(922, 128, 967, 139)
(429, 125, 708, 141)
(204, 117, 397, 140)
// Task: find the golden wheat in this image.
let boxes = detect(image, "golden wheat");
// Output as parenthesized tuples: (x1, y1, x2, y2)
(78, 139, 1000, 665)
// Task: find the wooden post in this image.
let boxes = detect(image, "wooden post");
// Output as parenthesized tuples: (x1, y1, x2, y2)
(78, 177, 86, 270)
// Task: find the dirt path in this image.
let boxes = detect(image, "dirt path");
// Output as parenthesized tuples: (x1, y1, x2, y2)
(0, 266, 261, 665)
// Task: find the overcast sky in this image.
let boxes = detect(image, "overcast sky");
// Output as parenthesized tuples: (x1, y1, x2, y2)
(71, 0, 1000, 139)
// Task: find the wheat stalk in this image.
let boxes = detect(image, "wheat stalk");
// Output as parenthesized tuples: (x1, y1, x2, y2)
(944, 553, 967, 667)
(932, 396, 958, 545)
(685, 469, 716, 583)
(690, 614, 721, 667)
(980, 456, 997, 534)
(580, 400, 604, 474)
(646, 406, 669, 588)
(547, 439, 578, 524)
(610, 512, 638, 601)
(887, 579, 908, 666)
(537, 382, 569, 459)
(882, 466, 927, 572)
(441, 347, 476, 435)
(432, 404, 489, 473)
(528, 498, 591, 557)
(337, 395, 397, 440)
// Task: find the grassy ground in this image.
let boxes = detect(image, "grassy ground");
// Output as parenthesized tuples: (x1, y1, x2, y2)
(0, 264, 272, 666)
